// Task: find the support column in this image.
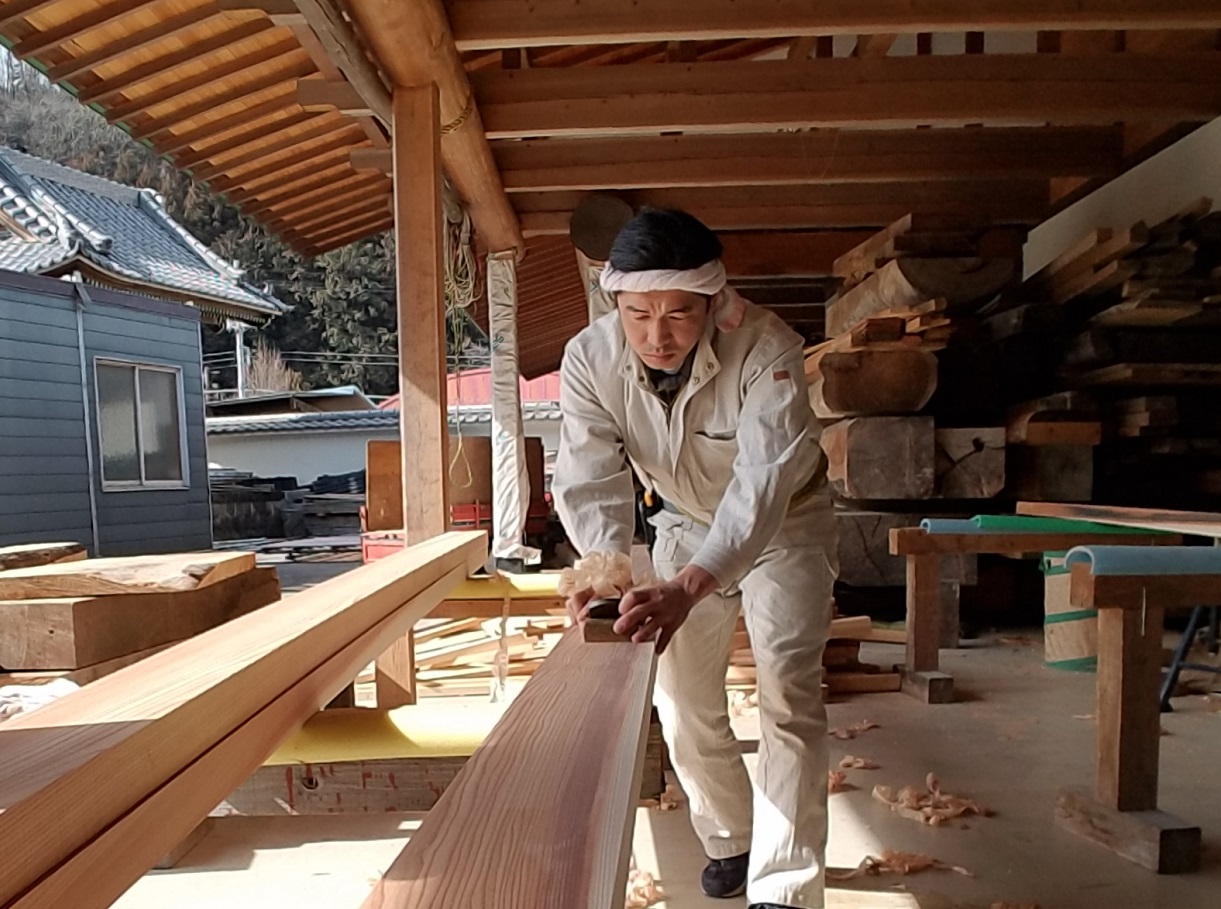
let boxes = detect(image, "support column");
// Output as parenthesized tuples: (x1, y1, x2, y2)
(575, 249, 616, 324)
(901, 553, 954, 703)
(487, 251, 540, 570)
(376, 81, 449, 708)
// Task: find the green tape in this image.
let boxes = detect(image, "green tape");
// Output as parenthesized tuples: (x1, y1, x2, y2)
(1045, 656, 1098, 672)
(972, 515, 1166, 535)
(1044, 609, 1098, 625)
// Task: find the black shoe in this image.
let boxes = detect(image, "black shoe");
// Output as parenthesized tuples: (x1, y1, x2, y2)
(701, 852, 749, 898)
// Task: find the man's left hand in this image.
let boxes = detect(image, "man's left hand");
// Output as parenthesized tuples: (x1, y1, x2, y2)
(615, 565, 719, 654)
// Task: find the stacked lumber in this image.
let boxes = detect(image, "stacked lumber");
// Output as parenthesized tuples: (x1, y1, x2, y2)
(0, 549, 280, 674)
(989, 200, 1221, 508)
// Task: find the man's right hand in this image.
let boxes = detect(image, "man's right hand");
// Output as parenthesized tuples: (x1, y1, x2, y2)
(565, 587, 595, 625)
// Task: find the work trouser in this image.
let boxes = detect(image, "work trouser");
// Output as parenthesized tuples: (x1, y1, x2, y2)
(649, 492, 836, 909)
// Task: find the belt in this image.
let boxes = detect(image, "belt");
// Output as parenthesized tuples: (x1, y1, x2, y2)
(656, 457, 828, 524)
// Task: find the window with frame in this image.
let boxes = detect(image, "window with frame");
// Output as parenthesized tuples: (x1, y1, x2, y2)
(95, 360, 187, 488)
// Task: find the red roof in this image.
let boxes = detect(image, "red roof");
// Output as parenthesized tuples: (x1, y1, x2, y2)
(379, 369, 560, 410)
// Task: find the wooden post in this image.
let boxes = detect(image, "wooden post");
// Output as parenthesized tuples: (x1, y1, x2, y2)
(376, 82, 450, 708)
(1096, 606, 1164, 811)
(901, 553, 953, 703)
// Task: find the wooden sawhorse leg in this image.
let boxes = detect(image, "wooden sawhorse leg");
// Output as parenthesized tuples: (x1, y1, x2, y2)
(1056, 606, 1201, 873)
(899, 554, 954, 703)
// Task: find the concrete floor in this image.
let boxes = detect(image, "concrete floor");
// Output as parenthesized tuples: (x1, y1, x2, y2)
(114, 558, 1221, 909)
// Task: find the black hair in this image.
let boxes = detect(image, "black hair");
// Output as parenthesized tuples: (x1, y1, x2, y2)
(608, 207, 723, 273)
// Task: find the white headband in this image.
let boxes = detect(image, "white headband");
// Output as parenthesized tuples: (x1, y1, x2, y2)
(599, 260, 746, 332)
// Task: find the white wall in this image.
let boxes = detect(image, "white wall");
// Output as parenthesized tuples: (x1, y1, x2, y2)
(1025, 116, 1221, 277)
(206, 422, 561, 487)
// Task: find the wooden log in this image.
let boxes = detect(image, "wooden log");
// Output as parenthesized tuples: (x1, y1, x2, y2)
(0, 552, 255, 600)
(1007, 445, 1094, 502)
(835, 511, 977, 587)
(934, 427, 1005, 498)
(821, 417, 935, 500)
(0, 543, 86, 571)
(805, 348, 938, 418)
(0, 532, 485, 909)
(357, 629, 657, 909)
(0, 567, 281, 670)
(826, 257, 1014, 336)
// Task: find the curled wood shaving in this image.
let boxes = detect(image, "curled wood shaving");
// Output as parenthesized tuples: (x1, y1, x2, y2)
(659, 783, 683, 811)
(558, 551, 634, 598)
(872, 773, 990, 827)
(729, 689, 759, 716)
(829, 720, 880, 740)
(625, 868, 665, 908)
(827, 849, 973, 882)
(840, 754, 879, 770)
(828, 770, 855, 794)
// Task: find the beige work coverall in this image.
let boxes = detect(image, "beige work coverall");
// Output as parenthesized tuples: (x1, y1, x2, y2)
(553, 303, 837, 909)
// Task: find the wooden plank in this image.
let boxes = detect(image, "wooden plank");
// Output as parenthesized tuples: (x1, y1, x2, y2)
(366, 439, 403, 532)
(1017, 502, 1221, 538)
(44, 6, 220, 83)
(1074, 570, 1221, 612)
(0, 552, 254, 600)
(1077, 363, 1221, 386)
(10, 0, 152, 59)
(152, 91, 300, 154)
(855, 33, 898, 57)
(905, 554, 941, 673)
(297, 79, 374, 115)
(0, 567, 280, 670)
(889, 527, 1176, 556)
(825, 671, 901, 694)
(472, 55, 1221, 138)
(288, 0, 392, 124)
(358, 630, 657, 909)
(0, 532, 485, 909)
(1056, 786, 1202, 874)
(192, 118, 353, 182)
(428, 597, 565, 618)
(1012, 421, 1103, 446)
(0, 543, 85, 571)
(1096, 607, 1164, 811)
(448, 1, 1221, 49)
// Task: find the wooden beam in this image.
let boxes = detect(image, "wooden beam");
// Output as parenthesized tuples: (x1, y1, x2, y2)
(296, 78, 374, 115)
(191, 117, 351, 181)
(720, 229, 874, 277)
(0, 0, 60, 31)
(77, 19, 276, 106)
(11, 0, 152, 59)
(0, 552, 253, 599)
(243, 173, 389, 220)
(0, 533, 485, 909)
(0, 543, 85, 571)
(217, 0, 306, 25)
(302, 219, 393, 254)
(272, 194, 391, 234)
(152, 92, 299, 154)
(492, 126, 1120, 192)
(473, 55, 1221, 138)
(289, 0, 392, 126)
(359, 629, 657, 908)
(174, 110, 323, 170)
(124, 58, 314, 138)
(287, 211, 393, 249)
(351, 146, 393, 172)
(263, 187, 390, 233)
(787, 35, 816, 61)
(346, 0, 523, 253)
(45, 6, 220, 83)
(231, 159, 368, 209)
(207, 131, 366, 193)
(448, 0, 1221, 50)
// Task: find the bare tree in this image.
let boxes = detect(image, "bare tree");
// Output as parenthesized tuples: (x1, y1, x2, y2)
(248, 338, 304, 395)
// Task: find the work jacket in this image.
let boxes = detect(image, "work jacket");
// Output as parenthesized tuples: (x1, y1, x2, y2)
(553, 303, 826, 588)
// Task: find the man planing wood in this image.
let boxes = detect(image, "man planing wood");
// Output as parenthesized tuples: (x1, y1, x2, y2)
(553, 208, 837, 909)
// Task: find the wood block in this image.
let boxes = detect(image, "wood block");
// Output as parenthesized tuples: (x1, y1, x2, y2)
(0, 544, 86, 572)
(825, 670, 901, 694)
(835, 511, 976, 587)
(899, 668, 955, 704)
(934, 427, 1005, 499)
(806, 347, 938, 418)
(1055, 786, 1201, 874)
(582, 618, 629, 643)
(821, 417, 935, 500)
(0, 568, 281, 670)
(0, 552, 256, 600)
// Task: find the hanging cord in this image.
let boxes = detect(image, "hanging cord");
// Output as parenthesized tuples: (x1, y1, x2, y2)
(442, 187, 482, 502)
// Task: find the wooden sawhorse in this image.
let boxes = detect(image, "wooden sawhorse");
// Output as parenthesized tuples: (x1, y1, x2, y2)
(889, 517, 1177, 703)
(1056, 545, 1221, 874)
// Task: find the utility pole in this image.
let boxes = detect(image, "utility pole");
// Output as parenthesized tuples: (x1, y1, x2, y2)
(228, 320, 249, 399)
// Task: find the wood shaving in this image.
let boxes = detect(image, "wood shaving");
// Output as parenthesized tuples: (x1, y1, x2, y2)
(840, 754, 879, 770)
(827, 849, 973, 881)
(829, 720, 879, 740)
(828, 770, 855, 794)
(659, 783, 683, 811)
(1073, 714, 1095, 721)
(625, 868, 665, 908)
(558, 552, 634, 599)
(730, 689, 759, 716)
(872, 773, 990, 827)
(999, 635, 1035, 647)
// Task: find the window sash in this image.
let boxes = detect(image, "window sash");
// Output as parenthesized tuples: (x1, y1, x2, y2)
(95, 359, 188, 489)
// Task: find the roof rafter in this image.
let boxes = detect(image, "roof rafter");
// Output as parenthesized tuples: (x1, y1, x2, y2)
(191, 115, 351, 180)
(209, 133, 367, 194)
(243, 172, 389, 220)
(447, 0, 1221, 50)
(173, 108, 323, 169)
(10, 0, 153, 59)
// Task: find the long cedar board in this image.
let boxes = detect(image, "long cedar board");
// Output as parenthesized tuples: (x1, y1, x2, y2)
(0, 543, 86, 571)
(1016, 502, 1221, 539)
(0, 567, 281, 670)
(0, 531, 486, 908)
(890, 527, 1177, 556)
(6, 551, 482, 909)
(360, 630, 658, 909)
(0, 552, 255, 600)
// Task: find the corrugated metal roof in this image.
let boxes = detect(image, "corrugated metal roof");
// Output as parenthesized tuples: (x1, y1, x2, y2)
(207, 402, 562, 435)
(0, 147, 286, 323)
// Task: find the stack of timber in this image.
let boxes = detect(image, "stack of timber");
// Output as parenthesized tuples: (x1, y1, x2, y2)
(810, 217, 1020, 641)
(0, 547, 280, 681)
(990, 200, 1221, 508)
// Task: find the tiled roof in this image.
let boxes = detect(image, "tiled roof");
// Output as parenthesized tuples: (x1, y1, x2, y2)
(0, 148, 286, 323)
(206, 402, 562, 435)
